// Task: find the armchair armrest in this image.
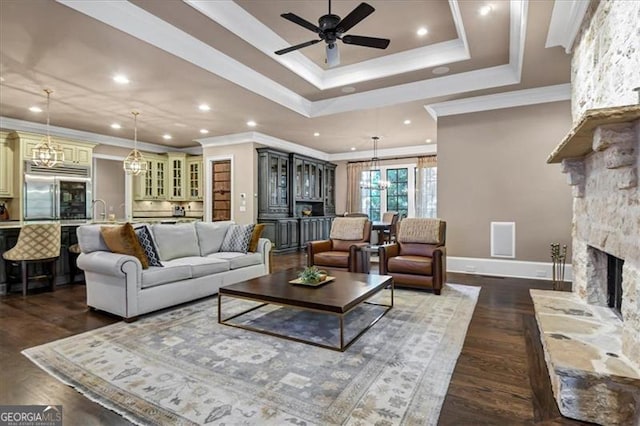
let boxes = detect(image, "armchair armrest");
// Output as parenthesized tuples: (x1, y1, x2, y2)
(432, 246, 447, 292)
(307, 240, 332, 266)
(77, 251, 141, 278)
(379, 243, 399, 275)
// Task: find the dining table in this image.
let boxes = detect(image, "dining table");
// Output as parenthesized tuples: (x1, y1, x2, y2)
(371, 221, 392, 244)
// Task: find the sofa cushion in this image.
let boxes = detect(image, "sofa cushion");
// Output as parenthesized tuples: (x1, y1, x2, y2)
(313, 251, 350, 268)
(388, 255, 432, 275)
(101, 223, 149, 269)
(77, 224, 111, 253)
(141, 262, 192, 288)
(162, 256, 230, 278)
(220, 224, 254, 253)
(134, 225, 162, 267)
(195, 221, 234, 256)
(152, 223, 200, 261)
(208, 252, 262, 269)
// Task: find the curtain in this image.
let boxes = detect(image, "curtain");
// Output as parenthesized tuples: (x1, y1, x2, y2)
(346, 162, 368, 213)
(415, 156, 437, 218)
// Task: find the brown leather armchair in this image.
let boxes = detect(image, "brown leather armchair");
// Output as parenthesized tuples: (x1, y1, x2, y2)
(379, 218, 446, 294)
(307, 217, 372, 272)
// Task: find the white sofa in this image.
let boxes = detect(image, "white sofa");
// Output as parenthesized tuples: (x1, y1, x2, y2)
(76, 221, 271, 321)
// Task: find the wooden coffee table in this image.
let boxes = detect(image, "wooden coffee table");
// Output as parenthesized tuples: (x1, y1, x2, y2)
(218, 269, 393, 351)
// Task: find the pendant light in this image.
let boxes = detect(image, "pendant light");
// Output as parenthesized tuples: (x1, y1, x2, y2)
(360, 136, 390, 190)
(32, 89, 64, 168)
(123, 111, 148, 175)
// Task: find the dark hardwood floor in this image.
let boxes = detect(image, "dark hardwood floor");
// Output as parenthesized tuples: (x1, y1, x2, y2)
(0, 252, 588, 425)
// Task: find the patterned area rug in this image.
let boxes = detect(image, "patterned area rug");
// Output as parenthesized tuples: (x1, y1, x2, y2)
(23, 284, 480, 425)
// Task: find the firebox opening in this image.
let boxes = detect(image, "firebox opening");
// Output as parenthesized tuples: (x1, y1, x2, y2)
(607, 254, 624, 318)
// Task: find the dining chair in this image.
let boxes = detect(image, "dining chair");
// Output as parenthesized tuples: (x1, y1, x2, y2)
(2, 223, 61, 295)
(381, 211, 399, 244)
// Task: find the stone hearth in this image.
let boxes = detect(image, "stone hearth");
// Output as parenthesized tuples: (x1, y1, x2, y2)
(543, 105, 640, 424)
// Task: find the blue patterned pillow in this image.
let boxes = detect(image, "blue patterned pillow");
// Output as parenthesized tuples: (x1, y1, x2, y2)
(135, 225, 163, 267)
(220, 224, 255, 253)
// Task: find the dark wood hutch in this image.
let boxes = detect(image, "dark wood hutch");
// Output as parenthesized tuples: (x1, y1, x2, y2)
(257, 148, 337, 252)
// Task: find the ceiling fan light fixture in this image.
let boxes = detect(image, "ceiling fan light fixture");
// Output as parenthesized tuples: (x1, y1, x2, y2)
(326, 43, 340, 67)
(32, 89, 64, 168)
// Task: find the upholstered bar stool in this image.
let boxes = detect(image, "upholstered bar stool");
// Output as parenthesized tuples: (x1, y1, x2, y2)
(2, 223, 61, 296)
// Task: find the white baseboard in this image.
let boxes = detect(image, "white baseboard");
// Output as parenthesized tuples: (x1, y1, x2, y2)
(447, 256, 573, 282)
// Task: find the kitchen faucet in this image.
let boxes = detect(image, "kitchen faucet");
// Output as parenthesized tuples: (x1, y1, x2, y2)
(92, 199, 106, 220)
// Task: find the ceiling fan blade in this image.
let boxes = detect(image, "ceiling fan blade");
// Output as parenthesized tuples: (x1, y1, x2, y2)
(281, 13, 321, 33)
(275, 39, 321, 55)
(342, 35, 390, 49)
(336, 2, 375, 33)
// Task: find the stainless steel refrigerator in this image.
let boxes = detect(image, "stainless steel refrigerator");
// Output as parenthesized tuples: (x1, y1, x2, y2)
(24, 174, 92, 220)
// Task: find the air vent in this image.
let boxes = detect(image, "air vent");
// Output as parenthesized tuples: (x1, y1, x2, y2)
(491, 221, 515, 258)
(25, 162, 90, 178)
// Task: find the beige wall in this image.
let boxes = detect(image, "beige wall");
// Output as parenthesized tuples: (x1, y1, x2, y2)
(203, 142, 257, 224)
(94, 158, 125, 220)
(438, 101, 573, 262)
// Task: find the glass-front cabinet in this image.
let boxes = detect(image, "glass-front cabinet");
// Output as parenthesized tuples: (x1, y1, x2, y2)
(186, 156, 203, 201)
(134, 155, 167, 200)
(258, 148, 336, 252)
(167, 153, 186, 201)
(258, 149, 289, 216)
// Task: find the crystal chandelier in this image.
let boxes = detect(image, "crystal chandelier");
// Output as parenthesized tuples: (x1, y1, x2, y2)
(360, 136, 390, 190)
(123, 111, 148, 175)
(32, 89, 64, 168)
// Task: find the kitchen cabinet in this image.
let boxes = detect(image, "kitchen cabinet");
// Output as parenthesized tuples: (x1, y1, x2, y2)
(134, 154, 167, 200)
(16, 133, 93, 166)
(167, 152, 186, 201)
(186, 156, 203, 201)
(0, 132, 14, 197)
(257, 149, 290, 217)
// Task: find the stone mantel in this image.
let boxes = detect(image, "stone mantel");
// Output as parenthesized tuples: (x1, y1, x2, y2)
(547, 105, 640, 164)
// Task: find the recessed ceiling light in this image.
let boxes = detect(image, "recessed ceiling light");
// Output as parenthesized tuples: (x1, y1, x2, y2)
(199, 129, 209, 134)
(198, 104, 210, 111)
(416, 27, 428, 36)
(479, 5, 492, 16)
(432, 66, 450, 75)
(350, 147, 356, 151)
(0, 76, 5, 82)
(163, 134, 172, 140)
(29, 106, 42, 113)
(313, 132, 320, 137)
(341, 86, 356, 93)
(246, 120, 257, 127)
(113, 74, 130, 84)
(110, 123, 122, 129)
(425, 138, 432, 143)
(403, 119, 411, 125)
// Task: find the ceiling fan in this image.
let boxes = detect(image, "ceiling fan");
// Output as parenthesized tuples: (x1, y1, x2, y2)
(274, 0, 390, 67)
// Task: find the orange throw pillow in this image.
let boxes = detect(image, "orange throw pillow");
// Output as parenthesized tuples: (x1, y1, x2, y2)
(100, 223, 149, 269)
(248, 223, 265, 252)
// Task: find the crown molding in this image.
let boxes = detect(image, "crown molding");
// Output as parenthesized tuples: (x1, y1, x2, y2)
(58, 0, 529, 119)
(57, 0, 312, 118)
(0, 116, 201, 154)
(197, 132, 330, 161)
(328, 144, 437, 162)
(545, 0, 590, 53)
(424, 84, 571, 118)
(186, 0, 470, 90)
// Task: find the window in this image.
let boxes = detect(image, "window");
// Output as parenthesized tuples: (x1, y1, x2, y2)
(360, 164, 416, 219)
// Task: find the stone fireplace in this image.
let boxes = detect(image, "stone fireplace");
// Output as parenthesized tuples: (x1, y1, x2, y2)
(531, 105, 640, 425)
